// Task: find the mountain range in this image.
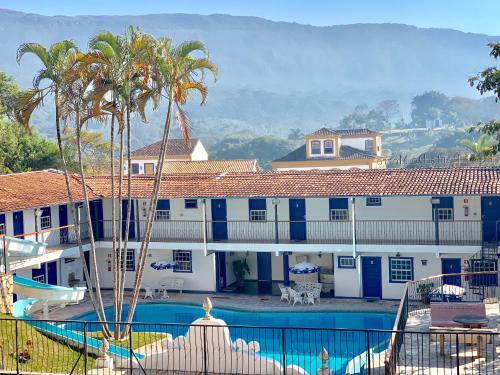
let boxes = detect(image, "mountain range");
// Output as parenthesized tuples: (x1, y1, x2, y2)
(0, 9, 498, 145)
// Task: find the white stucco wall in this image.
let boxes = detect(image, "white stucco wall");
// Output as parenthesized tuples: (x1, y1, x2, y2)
(191, 141, 209, 160)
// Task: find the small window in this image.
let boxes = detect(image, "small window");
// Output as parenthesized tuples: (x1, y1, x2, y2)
(131, 163, 140, 174)
(155, 210, 170, 221)
(32, 274, 45, 283)
(0, 223, 5, 236)
(173, 250, 192, 273)
(311, 140, 321, 155)
(436, 208, 453, 221)
(250, 210, 267, 221)
(324, 140, 334, 154)
(389, 257, 413, 283)
(366, 197, 382, 206)
(338, 256, 356, 269)
(330, 209, 348, 221)
(365, 139, 374, 152)
(184, 199, 198, 209)
(121, 249, 136, 271)
(40, 216, 51, 230)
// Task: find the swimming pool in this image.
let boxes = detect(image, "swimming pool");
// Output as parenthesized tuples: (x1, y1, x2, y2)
(74, 303, 394, 374)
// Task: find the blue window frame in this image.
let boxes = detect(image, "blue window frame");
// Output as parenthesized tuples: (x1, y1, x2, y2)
(40, 207, 52, 229)
(173, 250, 192, 273)
(249, 198, 267, 221)
(123, 249, 135, 271)
(0, 213, 5, 235)
(366, 197, 382, 206)
(432, 196, 454, 221)
(389, 257, 414, 283)
(338, 256, 356, 269)
(155, 199, 171, 221)
(184, 199, 198, 209)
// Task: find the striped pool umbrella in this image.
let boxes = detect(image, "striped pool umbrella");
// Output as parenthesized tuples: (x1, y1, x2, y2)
(150, 261, 179, 271)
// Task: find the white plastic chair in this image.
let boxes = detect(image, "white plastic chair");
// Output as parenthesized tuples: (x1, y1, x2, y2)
(305, 292, 315, 305)
(288, 289, 303, 306)
(143, 285, 156, 299)
(279, 284, 290, 302)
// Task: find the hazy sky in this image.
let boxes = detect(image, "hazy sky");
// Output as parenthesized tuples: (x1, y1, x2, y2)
(2, 0, 499, 35)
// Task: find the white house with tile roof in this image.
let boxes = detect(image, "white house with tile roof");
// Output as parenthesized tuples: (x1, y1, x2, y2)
(1, 167, 499, 300)
(272, 128, 388, 171)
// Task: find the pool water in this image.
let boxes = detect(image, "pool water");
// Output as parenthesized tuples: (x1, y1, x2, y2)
(73, 303, 394, 374)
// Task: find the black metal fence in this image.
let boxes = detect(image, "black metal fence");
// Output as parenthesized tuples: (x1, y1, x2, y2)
(0, 316, 498, 374)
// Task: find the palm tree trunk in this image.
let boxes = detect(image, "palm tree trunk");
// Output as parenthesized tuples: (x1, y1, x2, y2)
(54, 90, 106, 326)
(117, 99, 133, 332)
(75, 112, 111, 338)
(122, 98, 174, 336)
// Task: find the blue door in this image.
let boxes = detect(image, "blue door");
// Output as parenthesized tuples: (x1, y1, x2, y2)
(46, 261, 57, 285)
(362, 257, 382, 298)
(442, 258, 461, 286)
(83, 251, 91, 282)
(32, 264, 46, 283)
(13, 211, 24, 238)
(481, 196, 500, 243)
(59, 205, 68, 243)
(257, 252, 272, 294)
(122, 200, 135, 240)
(289, 199, 306, 241)
(215, 252, 227, 291)
(90, 200, 104, 240)
(211, 199, 227, 241)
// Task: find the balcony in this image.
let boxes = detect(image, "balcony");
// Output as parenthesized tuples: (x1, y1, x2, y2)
(91, 219, 482, 246)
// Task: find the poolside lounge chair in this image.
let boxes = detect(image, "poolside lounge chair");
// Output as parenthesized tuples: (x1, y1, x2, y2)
(143, 285, 156, 300)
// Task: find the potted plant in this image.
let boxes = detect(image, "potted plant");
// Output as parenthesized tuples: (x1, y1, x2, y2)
(232, 259, 250, 290)
(416, 282, 434, 305)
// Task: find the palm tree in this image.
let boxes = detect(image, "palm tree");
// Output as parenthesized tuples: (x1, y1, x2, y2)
(123, 38, 217, 334)
(16, 41, 108, 329)
(459, 134, 497, 161)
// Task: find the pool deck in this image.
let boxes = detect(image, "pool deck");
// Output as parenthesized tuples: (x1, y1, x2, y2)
(395, 302, 500, 374)
(33, 290, 399, 321)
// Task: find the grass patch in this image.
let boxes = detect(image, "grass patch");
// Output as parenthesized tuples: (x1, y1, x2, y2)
(0, 314, 95, 373)
(88, 331, 166, 350)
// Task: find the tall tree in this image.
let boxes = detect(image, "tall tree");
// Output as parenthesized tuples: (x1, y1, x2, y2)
(469, 43, 500, 156)
(123, 38, 217, 334)
(459, 134, 497, 161)
(16, 41, 109, 334)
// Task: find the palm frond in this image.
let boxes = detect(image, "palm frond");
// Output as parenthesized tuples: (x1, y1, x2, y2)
(15, 89, 46, 129)
(174, 41, 207, 60)
(17, 42, 49, 66)
(175, 105, 191, 142)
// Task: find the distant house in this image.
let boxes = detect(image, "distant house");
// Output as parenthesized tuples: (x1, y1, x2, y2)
(162, 160, 260, 174)
(124, 139, 208, 174)
(271, 127, 388, 171)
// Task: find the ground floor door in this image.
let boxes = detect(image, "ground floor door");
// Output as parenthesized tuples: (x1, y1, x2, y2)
(215, 252, 227, 291)
(481, 196, 500, 243)
(59, 204, 68, 243)
(362, 257, 382, 299)
(441, 258, 462, 286)
(46, 261, 58, 285)
(257, 252, 272, 294)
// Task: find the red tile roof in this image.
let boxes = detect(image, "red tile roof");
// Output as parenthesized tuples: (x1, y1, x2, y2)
(131, 139, 199, 158)
(0, 170, 99, 213)
(163, 160, 259, 174)
(86, 167, 500, 199)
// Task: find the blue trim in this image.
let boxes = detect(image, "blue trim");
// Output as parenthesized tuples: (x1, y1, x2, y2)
(184, 199, 198, 209)
(338, 256, 356, 269)
(126, 249, 136, 271)
(156, 199, 170, 210)
(388, 257, 414, 283)
(432, 196, 454, 220)
(366, 197, 382, 206)
(173, 250, 193, 273)
(41, 206, 51, 217)
(249, 198, 266, 210)
(329, 198, 348, 210)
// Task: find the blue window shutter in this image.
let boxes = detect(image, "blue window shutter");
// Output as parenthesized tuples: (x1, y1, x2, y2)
(249, 198, 266, 210)
(0, 214, 5, 225)
(432, 196, 453, 219)
(156, 199, 170, 210)
(329, 198, 348, 210)
(41, 207, 51, 217)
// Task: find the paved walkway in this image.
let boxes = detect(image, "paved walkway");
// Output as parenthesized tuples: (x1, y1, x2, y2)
(35, 290, 399, 321)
